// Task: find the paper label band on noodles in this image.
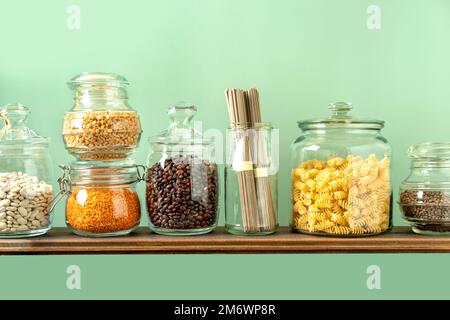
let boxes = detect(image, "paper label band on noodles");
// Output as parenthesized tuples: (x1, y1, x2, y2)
(233, 161, 254, 172)
(255, 167, 269, 178)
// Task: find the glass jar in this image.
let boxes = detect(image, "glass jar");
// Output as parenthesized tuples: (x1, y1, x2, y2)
(58, 160, 144, 237)
(0, 104, 54, 238)
(225, 123, 279, 235)
(290, 102, 392, 237)
(62, 72, 142, 161)
(146, 103, 219, 236)
(399, 143, 450, 235)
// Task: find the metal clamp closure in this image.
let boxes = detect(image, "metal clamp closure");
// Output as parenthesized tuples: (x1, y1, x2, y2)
(136, 165, 146, 182)
(46, 165, 72, 213)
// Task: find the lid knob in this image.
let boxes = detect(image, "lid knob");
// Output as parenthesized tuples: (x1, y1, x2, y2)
(148, 101, 216, 147)
(0, 103, 48, 144)
(1, 103, 29, 127)
(168, 102, 197, 128)
(328, 101, 353, 118)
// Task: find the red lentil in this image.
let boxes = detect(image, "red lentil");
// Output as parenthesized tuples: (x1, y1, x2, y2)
(66, 187, 140, 234)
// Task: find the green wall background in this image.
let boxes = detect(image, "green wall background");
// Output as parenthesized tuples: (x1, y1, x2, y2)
(1, 0, 450, 300)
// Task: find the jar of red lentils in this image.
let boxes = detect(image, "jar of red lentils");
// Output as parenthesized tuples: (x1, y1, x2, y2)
(59, 160, 144, 237)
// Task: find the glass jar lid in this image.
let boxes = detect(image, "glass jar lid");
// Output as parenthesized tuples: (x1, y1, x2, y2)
(298, 102, 384, 130)
(62, 160, 145, 185)
(67, 72, 134, 113)
(0, 103, 49, 149)
(149, 102, 214, 146)
(68, 72, 129, 89)
(408, 142, 450, 160)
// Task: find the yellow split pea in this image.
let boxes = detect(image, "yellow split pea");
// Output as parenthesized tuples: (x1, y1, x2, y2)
(63, 111, 141, 160)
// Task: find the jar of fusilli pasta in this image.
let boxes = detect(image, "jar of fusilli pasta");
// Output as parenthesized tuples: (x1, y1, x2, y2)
(290, 102, 392, 237)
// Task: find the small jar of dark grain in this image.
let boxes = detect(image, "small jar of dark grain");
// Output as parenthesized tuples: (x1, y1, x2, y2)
(145, 103, 219, 236)
(399, 143, 450, 235)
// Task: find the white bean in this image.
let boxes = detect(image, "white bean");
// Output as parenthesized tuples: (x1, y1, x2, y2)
(0, 172, 53, 234)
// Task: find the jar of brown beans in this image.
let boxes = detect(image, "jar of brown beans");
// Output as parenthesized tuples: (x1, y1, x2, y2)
(57, 160, 145, 237)
(146, 103, 219, 236)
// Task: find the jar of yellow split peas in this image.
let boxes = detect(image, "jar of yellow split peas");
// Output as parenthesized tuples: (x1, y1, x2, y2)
(290, 102, 392, 237)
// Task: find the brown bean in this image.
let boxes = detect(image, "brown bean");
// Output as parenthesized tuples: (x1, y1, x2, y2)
(146, 156, 218, 230)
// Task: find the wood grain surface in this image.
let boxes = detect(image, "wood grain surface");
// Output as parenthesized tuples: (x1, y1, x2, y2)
(0, 227, 448, 255)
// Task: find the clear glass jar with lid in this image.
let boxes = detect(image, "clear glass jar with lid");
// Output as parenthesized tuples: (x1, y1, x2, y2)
(0, 103, 54, 238)
(62, 72, 142, 161)
(291, 102, 392, 237)
(57, 160, 144, 237)
(146, 103, 219, 236)
(399, 143, 450, 235)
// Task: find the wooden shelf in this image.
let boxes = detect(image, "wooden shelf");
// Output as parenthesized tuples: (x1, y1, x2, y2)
(0, 227, 449, 255)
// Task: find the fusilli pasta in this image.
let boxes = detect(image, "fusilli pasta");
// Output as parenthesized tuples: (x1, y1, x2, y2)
(292, 154, 391, 236)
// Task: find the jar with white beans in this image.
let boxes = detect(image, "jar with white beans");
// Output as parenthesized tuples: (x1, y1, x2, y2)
(0, 104, 55, 237)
